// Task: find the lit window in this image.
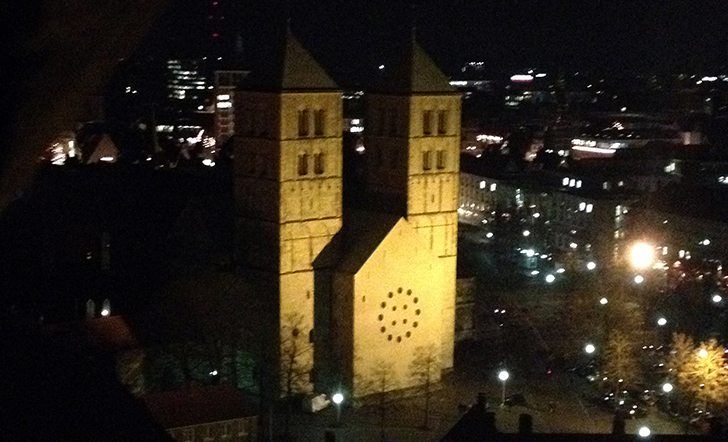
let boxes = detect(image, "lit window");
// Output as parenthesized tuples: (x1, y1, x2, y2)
(437, 110, 448, 134)
(314, 109, 326, 136)
(298, 109, 310, 136)
(579, 202, 586, 211)
(569, 179, 576, 187)
(576, 180, 582, 188)
(423, 151, 431, 170)
(480, 181, 486, 189)
(423, 110, 433, 135)
(314, 153, 324, 174)
(562, 177, 569, 186)
(586, 204, 593, 213)
(436, 150, 446, 169)
(490, 183, 497, 192)
(297, 153, 308, 175)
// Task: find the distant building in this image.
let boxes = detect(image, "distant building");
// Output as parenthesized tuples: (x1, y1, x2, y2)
(143, 387, 258, 442)
(214, 70, 249, 144)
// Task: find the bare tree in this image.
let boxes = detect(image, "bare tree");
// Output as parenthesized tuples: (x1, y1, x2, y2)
(409, 344, 440, 429)
(356, 360, 398, 442)
(279, 313, 313, 438)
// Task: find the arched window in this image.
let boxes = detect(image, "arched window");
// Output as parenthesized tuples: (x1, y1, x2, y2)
(422, 150, 432, 170)
(314, 152, 324, 174)
(437, 110, 448, 134)
(437, 150, 447, 169)
(298, 109, 310, 136)
(423, 110, 433, 135)
(297, 153, 308, 175)
(314, 109, 326, 136)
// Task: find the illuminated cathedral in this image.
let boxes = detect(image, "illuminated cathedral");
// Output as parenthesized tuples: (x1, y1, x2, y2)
(234, 29, 460, 395)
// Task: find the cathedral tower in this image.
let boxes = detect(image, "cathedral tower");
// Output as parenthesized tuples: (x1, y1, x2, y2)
(364, 39, 460, 369)
(234, 30, 342, 392)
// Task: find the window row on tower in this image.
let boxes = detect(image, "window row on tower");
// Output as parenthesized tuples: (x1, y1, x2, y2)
(297, 109, 326, 137)
(423, 110, 449, 136)
(369, 108, 451, 137)
(422, 150, 448, 171)
(297, 152, 326, 176)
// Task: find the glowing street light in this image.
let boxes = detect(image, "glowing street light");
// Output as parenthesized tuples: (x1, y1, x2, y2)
(699, 349, 708, 358)
(585, 344, 596, 354)
(713, 294, 723, 303)
(332, 392, 344, 426)
(101, 308, 110, 317)
(638, 426, 651, 438)
(657, 317, 667, 326)
(662, 382, 673, 393)
(631, 242, 654, 269)
(545, 274, 556, 283)
(523, 230, 531, 237)
(498, 370, 509, 407)
(586, 261, 597, 270)
(599, 297, 608, 305)
(634, 275, 645, 284)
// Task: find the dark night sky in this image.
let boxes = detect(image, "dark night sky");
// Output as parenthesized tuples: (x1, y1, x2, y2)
(142, 0, 728, 83)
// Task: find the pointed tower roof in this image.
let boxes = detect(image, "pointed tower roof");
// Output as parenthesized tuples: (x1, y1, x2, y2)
(245, 29, 338, 92)
(376, 38, 453, 94)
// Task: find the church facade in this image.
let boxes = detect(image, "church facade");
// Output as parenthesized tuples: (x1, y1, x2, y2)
(234, 31, 459, 396)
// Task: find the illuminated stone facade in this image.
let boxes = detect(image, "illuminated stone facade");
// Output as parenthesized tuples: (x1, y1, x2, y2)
(234, 32, 459, 396)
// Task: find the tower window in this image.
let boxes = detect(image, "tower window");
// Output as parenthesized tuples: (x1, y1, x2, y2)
(423, 150, 431, 170)
(437, 110, 448, 134)
(437, 150, 446, 169)
(314, 152, 324, 174)
(297, 153, 308, 175)
(298, 109, 310, 137)
(314, 109, 325, 136)
(423, 110, 433, 135)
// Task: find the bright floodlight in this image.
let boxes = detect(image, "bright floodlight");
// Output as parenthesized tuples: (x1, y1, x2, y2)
(586, 261, 596, 270)
(631, 243, 654, 269)
(585, 344, 596, 354)
(657, 317, 667, 326)
(634, 275, 645, 284)
(332, 392, 344, 404)
(638, 427, 651, 438)
(545, 274, 555, 283)
(662, 383, 673, 393)
(699, 349, 708, 358)
(713, 294, 723, 303)
(498, 370, 509, 381)
(600, 297, 608, 305)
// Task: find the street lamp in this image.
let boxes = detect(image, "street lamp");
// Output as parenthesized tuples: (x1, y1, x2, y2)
(587, 261, 597, 271)
(585, 344, 596, 354)
(699, 349, 708, 358)
(631, 242, 654, 269)
(634, 275, 645, 284)
(662, 382, 673, 393)
(498, 370, 509, 407)
(600, 297, 608, 305)
(713, 294, 722, 304)
(545, 274, 555, 283)
(638, 426, 651, 438)
(332, 392, 344, 426)
(657, 317, 667, 326)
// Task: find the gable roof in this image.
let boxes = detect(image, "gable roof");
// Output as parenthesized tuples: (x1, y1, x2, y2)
(245, 29, 338, 92)
(314, 210, 401, 274)
(376, 37, 453, 94)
